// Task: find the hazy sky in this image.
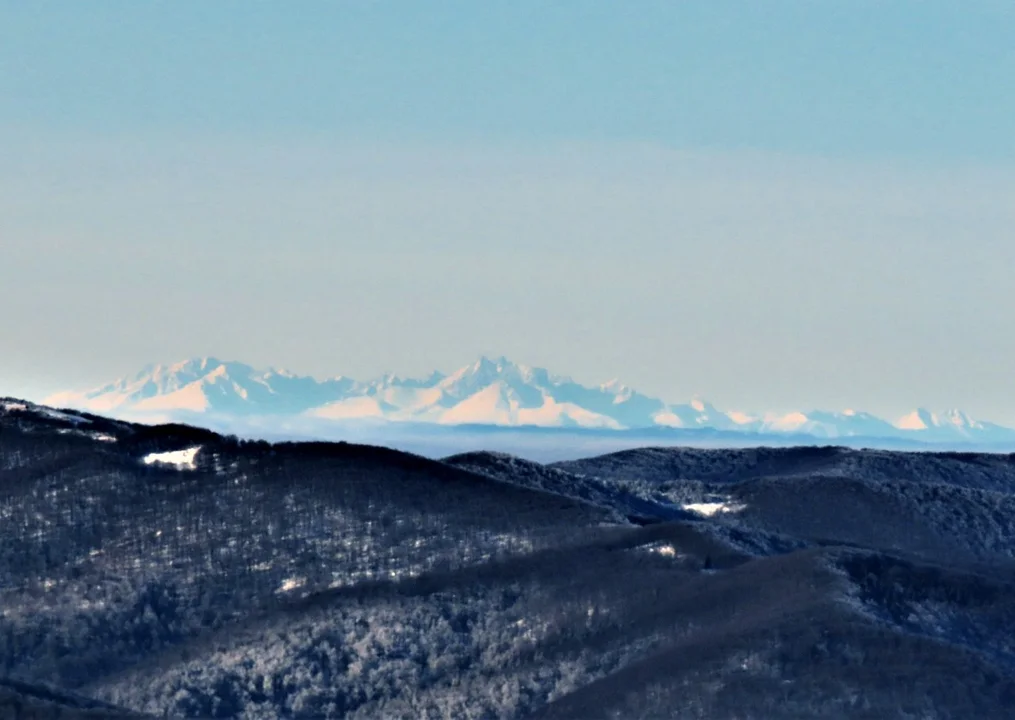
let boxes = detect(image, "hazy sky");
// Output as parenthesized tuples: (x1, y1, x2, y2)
(2, 2, 1014, 422)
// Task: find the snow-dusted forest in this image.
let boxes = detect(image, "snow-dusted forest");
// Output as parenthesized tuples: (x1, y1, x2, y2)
(2, 400, 1014, 718)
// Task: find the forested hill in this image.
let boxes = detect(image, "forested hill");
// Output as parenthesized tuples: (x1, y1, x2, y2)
(2, 399, 1015, 718)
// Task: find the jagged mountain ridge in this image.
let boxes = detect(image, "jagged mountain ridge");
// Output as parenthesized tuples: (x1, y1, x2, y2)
(44, 356, 1015, 442)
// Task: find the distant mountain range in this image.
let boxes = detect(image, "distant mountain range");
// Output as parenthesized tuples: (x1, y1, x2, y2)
(44, 356, 1015, 445)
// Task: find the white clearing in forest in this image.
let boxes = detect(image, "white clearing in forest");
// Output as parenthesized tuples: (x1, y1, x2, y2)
(646, 543, 678, 557)
(278, 577, 305, 593)
(39, 407, 91, 424)
(58, 428, 118, 443)
(142, 447, 201, 470)
(682, 501, 745, 517)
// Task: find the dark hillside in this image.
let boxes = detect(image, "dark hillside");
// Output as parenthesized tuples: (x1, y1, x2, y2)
(556, 445, 1015, 491)
(3, 402, 1015, 718)
(0, 678, 146, 719)
(555, 446, 1015, 563)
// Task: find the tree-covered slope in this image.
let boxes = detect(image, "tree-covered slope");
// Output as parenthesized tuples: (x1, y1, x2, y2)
(2, 401, 1014, 718)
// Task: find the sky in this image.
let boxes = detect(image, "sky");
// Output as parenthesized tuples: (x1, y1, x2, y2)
(2, 1, 1014, 422)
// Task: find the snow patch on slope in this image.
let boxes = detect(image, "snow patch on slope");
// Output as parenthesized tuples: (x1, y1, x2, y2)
(897, 409, 933, 431)
(133, 383, 211, 412)
(143, 447, 201, 470)
(682, 501, 746, 517)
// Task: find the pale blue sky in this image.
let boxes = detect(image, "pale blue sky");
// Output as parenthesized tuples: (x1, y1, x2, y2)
(3, 2, 1013, 157)
(2, 2, 1014, 421)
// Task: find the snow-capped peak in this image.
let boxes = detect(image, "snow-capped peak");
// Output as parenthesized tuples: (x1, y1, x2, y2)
(470, 355, 515, 375)
(42, 356, 1015, 443)
(439, 356, 536, 396)
(941, 408, 980, 429)
(896, 408, 938, 431)
(599, 379, 634, 404)
(894, 407, 995, 438)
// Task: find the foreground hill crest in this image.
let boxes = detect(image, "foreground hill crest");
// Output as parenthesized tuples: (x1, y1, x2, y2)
(45, 355, 1015, 443)
(3, 401, 1015, 718)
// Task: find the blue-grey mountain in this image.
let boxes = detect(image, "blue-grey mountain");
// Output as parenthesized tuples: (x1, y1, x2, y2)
(46, 356, 1015, 445)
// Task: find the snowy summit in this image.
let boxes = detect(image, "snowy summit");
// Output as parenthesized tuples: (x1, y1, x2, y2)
(44, 356, 1015, 444)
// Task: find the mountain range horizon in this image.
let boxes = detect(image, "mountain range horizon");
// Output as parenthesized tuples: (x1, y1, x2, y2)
(44, 355, 1015, 445)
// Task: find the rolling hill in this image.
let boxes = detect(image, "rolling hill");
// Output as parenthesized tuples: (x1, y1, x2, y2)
(2, 398, 1014, 718)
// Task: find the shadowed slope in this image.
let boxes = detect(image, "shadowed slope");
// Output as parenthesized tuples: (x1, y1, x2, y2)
(3, 402, 1015, 718)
